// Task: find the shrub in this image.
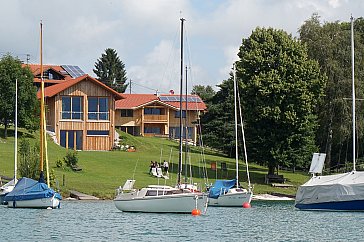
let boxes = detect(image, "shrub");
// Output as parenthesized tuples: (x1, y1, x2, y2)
(56, 158, 63, 168)
(63, 151, 78, 168)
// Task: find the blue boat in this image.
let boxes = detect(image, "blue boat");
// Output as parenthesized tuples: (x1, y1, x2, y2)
(4, 177, 62, 208)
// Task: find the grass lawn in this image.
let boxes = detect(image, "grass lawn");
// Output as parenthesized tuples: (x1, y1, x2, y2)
(0, 126, 310, 199)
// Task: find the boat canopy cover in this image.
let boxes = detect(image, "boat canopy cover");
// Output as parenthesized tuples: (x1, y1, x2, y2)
(208, 179, 237, 199)
(295, 171, 364, 205)
(4, 177, 60, 201)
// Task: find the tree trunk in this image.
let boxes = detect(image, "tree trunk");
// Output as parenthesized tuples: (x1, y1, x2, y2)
(4, 118, 8, 138)
(268, 164, 275, 175)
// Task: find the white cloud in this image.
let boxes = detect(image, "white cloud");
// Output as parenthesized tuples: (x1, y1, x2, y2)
(1, 0, 363, 94)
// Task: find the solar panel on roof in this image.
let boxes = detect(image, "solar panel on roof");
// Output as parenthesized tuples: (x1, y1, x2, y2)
(159, 96, 169, 101)
(61, 65, 86, 78)
(159, 96, 202, 103)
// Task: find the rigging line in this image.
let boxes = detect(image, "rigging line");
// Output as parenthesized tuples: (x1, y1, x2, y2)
(132, 158, 139, 181)
(130, 81, 158, 92)
(161, 23, 180, 85)
(237, 76, 252, 190)
(183, 24, 196, 92)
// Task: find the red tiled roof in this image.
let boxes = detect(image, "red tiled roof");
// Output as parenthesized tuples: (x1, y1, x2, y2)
(24, 64, 71, 80)
(37, 75, 124, 100)
(116, 94, 159, 109)
(116, 94, 206, 111)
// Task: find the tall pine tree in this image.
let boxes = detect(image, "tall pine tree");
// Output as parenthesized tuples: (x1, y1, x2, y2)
(93, 48, 128, 93)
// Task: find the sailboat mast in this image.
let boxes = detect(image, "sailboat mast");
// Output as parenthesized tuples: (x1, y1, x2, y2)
(14, 79, 18, 182)
(233, 64, 239, 187)
(184, 65, 188, 183)
(351, 16, 356, 171)
(178, 18, 185, 186)
(39, 21, 45, 182)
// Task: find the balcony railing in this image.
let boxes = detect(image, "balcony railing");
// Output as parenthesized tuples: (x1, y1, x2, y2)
(143, 114, 168, 122)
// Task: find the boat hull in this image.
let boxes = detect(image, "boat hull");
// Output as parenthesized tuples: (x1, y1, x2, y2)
(295, 200, 364, 211)
(0, 193, 7, 205)
(7, 196, 61, 209)
(114, 193, 207, 213)
(208, 191, 252, 207)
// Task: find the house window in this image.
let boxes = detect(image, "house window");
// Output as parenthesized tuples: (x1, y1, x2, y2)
(88, 97, 109, 120)
(61, 96, 83, 120)
(121, 109, 133, 117)
(144, 108, 162, 115)
(144, 127, 161, 134)
(87, 130, 109, 136)
(175, 110, 186, 118)
(169, 127, 193, 139)
(60, 130, 83, 150)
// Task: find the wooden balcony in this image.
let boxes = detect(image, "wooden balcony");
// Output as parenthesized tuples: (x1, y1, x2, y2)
(143, 114, 168, 123)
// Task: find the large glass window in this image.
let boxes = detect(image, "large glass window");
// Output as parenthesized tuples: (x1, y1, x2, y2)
(88, 97, 109, 120)
(61, 96, 83, 120)
(60, 130, 83, 150)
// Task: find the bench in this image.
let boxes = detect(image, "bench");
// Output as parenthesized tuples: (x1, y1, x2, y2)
(265, 174, 286, 184)
(71, 165, 82, 172)
(271, 183, 294, 188)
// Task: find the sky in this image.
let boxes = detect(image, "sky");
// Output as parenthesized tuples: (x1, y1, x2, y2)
(1, 0, 363, 94)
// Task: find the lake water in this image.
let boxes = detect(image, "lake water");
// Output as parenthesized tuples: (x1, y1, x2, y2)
(1, 200, 363, 241)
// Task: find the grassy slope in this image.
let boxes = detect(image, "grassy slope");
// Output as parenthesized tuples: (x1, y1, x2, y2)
(0, 127, 310, 199)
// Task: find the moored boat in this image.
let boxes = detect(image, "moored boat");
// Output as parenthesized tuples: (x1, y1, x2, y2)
(114, 18, 208, 214)
(114, 184, 207, 213)
(5, 21, 62, 209)
(207, 65, 253, 207)
(5, 177, 61, 209)
(295, 17, 364, 211)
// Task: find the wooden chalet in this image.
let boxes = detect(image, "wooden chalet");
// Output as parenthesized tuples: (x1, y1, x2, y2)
(115, 94, 207, 143)
(28, 64, 123, 151)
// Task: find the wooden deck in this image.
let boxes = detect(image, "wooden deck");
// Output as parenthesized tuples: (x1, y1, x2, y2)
(69, 190, 99, 200)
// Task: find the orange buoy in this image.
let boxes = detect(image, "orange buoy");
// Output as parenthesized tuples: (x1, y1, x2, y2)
(191, 209, 201, 216)
(242, 202, 251, 208)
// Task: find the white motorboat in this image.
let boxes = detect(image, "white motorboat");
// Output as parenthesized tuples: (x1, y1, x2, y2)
(114, 183, 207, 213)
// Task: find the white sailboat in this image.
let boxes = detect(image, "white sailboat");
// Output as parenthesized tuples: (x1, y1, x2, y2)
(295, 16, 364, 211)
(4, 21, 61, 209)
(208, 64, 253, 207)
(114, 18, 208, 214)
(0, 79, 18, 205)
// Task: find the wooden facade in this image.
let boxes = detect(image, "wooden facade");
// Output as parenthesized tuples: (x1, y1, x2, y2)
(45, 78, 121, 151)
(115, 102, 200, 143)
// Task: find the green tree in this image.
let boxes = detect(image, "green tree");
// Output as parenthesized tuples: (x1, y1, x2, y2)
(236, 27, 326, 174)
(18, 138, 40, 179)
(191, 85, 216, 102)
(0, 54, 39, 138)
(299, 15, 364, 170)
(200, 80, 235, 157)
(93, 48, 128, 93)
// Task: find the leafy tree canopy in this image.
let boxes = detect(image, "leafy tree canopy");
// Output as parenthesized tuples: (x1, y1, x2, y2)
(191, 85, 216, 102)
(93, 48, 128, 93)
(299, 14, 364, 170)
(0, 54, 39, 138)
(237, 27, 326, 174)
